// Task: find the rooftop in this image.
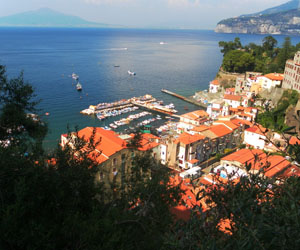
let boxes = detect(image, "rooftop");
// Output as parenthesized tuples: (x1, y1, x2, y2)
(181, 110, 209, 121)
(224, 94, 242, 102)
(175, 132, 205, 145)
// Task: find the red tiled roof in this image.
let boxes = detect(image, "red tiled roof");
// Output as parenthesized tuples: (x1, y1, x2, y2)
(231, 118, 253, 126)
(289, 136, 300, 145)
(209, 124, 233, 137)
(221, 148, 265, 165)
(225, 88, 235, 92)
(188, 159, 199, 164)
(264, 155, 291, 177)
(264, 73, 284, 81)
(67, 127, 127, 164)
(279, 165, 300, 177)
(245, 125, 267, 136)
(224, 94, 242, 102)
(213, 120, 239, 131)
(181, 110, 209, 120)
(191, 125, 210, 132)
(210, 80, 220, 85)
(137, 133, 160, 151)
(175, 132, 205, 145)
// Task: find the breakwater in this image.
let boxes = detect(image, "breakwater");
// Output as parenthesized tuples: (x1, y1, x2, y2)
(161, 89, 207, 108)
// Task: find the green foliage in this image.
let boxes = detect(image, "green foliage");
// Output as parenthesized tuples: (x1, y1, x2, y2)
(0, 65, 47, 153)
(219, 36, 299, 74)
(257, 90, 299, 132)
(222, 50, 255, 73)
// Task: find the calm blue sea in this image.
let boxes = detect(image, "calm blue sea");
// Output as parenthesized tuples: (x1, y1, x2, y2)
(0, 27, 300, 149)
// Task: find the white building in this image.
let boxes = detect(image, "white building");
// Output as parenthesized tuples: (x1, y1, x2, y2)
(256, 73, 283, 91)
(243, 125, 267, 149)
(209, 80, 221, 93)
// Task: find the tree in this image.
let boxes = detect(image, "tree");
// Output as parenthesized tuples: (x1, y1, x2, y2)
(222, 50, 255, 73)
(0, 66, 47, 153)
(276, 37, 294, 72)
(262, 35, 278, 58)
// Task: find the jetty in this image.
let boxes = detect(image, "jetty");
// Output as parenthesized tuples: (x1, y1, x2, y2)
(161, 89, 207, 108)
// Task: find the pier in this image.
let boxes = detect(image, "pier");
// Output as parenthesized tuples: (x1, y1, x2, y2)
(161, 89, 207, 108)
(132, 102, 180, 118)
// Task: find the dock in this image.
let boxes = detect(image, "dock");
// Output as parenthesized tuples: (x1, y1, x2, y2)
(161, 89, 207, 108)
(132, 102, 180, 118)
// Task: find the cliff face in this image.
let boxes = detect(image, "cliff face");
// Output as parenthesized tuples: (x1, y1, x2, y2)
(215, 9, 300, 35)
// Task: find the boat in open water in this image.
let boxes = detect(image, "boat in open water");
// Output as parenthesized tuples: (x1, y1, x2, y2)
(72, 73, 79, 80)
(76, 82, 82, 91)
(128, 70, 136, 76)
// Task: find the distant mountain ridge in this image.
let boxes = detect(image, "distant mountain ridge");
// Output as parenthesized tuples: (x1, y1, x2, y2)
(0, 8, 116, 28)
(215, 0, 300, 35)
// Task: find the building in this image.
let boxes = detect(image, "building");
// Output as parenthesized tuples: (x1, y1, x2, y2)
(178, 110, 209, 131)
(219, 148, 293, 178)
(61, 127, 160, 191)
(174, 132, 206, 169)
(256, 73, 283, 91)
(282, 51, 300, 93)
(223, 94, 248, 108)
(243, 125, 267, 149)
(209, 80, 221, 93)
(206, 100, 225, 119)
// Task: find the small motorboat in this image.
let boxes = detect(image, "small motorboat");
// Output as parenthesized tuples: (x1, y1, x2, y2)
(76, 82, 82, 91)
(128, 70, 136, 76)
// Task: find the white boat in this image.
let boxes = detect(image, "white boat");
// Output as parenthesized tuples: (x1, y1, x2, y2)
(72, 73, 79, 80)
(76, 82, 82, 91)
(128, 70, 136, 76)
(160, 42, 166, 45)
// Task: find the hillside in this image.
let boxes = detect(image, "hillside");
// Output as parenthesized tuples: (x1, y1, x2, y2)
(0, 8, 114, 28)
(215, 0, 300, 35)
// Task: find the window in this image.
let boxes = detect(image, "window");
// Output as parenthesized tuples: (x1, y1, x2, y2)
(99, 172, 104, 181)
(112, 158, 117, 166)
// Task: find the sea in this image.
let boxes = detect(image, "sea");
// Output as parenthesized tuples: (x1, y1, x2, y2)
(1, 27, 300, 150)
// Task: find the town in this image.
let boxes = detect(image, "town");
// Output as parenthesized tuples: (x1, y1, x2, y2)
(61, 51, 300, 220)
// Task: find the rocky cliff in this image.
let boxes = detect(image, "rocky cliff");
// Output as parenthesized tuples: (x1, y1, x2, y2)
(215, 7, 300, 35)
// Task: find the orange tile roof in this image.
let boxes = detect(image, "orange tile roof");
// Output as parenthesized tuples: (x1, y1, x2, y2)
(175, 132, 205, 145)
(137, 133, 160, 151)
(188, 159, 199, 164)
(237, 112, 253, 118)
(289, 136, 300, 145)
(213, 120, 239, 131)
(245, 125, 267, 136)
(191, 125, 210, 132)
(75, 127, 127, 164)
(181, 110, 209, 120)
(221, 148, 265, 165)
(225, 87, 235, 92)
(231, 118, 253, 126)
(224, 94, 242, 102)
(208, 124, 233, 137)
(264, 73, 284, 81)
(210, 79, 220, 85)
(264, 155, 291, 177)
(279, 165, 300, 177)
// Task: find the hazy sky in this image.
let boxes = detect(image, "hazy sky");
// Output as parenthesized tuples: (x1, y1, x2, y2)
(0, 0, 290, 29)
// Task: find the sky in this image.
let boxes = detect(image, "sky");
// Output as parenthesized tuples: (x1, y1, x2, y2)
(0, 0, 291, 29)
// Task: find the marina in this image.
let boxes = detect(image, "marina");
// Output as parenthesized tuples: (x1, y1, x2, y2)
(81, 94, 180, 118)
